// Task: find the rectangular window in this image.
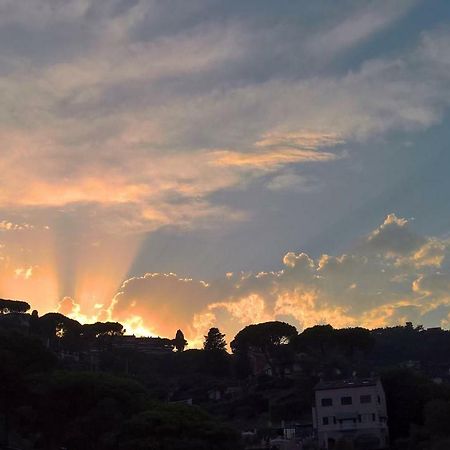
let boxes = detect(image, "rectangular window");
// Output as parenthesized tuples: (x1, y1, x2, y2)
(322, 417, 329, 425)
(321, 398, 333, 407)
(341, 396, 352, 405)
(372, 413, 376, 421)
(360, 394, 372, 404)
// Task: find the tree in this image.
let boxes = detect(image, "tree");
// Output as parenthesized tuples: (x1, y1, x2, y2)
(204, 328, 227, 352)
(230, 321, 298, 354)
(203, 328, 230, 376)
(291, 324, 337, 356)
(117, 403, 242, 450)
(0, 298, 30, 314)
(381, 368, 433, 440)
(231, 321, 297, 377)
(31, 371, 149, 450)
(38, 312, 82, 341)
(173, 329, 187, 352)
(337, 327, 374, 357)
(81, 321, 125, 339)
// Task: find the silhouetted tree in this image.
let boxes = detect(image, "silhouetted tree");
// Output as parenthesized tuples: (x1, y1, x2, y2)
(81, 321, 125, 338)
(38, 312, 81, 341)
(291, 324, 336, 356)
(292, 325, 374, 358)
(337, 327, 374, 357)
(0, 298, 30, 314)
(204, 327, 227, 352)
(231, 321, 298, 354)
(30, 309, 40, 334)
(231, 321, 297, 377)
(174, 329, 187, 352)
(382, 368, 433, 440)
(202, 328, 230, 377)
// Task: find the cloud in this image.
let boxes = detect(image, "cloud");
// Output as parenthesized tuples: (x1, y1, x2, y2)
(111, 273, 215, 338)
(254, 132, 345, 150)
(306, 1, 417, 57)
(364, 214, 448, 268)
(1, 1, 450, 342)
(266, 171, 318, 193)
(212, 147, 338, 170)
(57, 296, 81, 317)
(0, 220, 34, 231)
(413, 273, 450, 298)
(366, 213, 424, 256)
(14, 266, 34, 280)
(109, 214, 450, 345)
(0, 4, 449, 238)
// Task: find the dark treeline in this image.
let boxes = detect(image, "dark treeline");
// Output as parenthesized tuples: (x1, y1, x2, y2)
(1, 298, 450, 449)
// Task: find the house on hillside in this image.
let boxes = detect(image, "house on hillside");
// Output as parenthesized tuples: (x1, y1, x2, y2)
(312, 378, 389, 449)
(109, 335, 174, 354)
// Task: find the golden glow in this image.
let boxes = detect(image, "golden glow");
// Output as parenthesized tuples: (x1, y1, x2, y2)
(210, 294, 270, 324)
(0, 221, 143, 326)
(50, 232, 143, 320)
(212, 148, 337, 169)
(121, 315, 157, 337)
(275, 290, 355, 329)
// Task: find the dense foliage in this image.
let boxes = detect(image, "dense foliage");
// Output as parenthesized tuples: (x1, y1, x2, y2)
(0, 332, 241, 450)
(204, 327, 227, 352)
(2, 302, 450, 449)
(0, 298, 30, 314)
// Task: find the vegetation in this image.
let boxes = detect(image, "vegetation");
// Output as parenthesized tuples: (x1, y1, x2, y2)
(2, 298, 450, 449)
(0, 298, 30, 314)
(204, 327, 227, 352)
(173, 329, 188, 353)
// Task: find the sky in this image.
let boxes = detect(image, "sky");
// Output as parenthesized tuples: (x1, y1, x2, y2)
(1, 0, 450, 346)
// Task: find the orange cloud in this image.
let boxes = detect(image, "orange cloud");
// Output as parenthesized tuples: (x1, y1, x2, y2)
(2, 210, 449, 347)
(212, 147, 338, 169)
(212, 130, 342, 169)
(105, 214, 450, 346)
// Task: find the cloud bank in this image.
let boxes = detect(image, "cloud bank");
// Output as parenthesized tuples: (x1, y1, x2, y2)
(109, 215, 450, 346)
(0, 1, 450, 235)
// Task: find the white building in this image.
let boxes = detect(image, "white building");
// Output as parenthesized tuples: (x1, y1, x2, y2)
(312, 378, 389, 449)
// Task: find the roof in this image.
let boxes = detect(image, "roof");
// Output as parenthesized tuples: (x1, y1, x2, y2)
(315, 378, 378, 391)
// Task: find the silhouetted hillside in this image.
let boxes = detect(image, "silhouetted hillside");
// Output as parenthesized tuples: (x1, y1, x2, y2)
(2, 299, 450, 449)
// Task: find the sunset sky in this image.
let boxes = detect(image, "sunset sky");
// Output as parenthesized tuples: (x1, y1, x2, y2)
(1, 0, 450, 346)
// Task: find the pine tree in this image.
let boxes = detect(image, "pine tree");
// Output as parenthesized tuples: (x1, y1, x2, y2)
(173, 329, 187, 352)
(203, 327, 227, 352)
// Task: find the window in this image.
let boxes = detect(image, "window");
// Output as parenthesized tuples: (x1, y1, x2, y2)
(322, 417, 329, 425)
(360, 394, 372, 404)
(333, 417, 337, 424)
(377, 395, 381, 404)
(341, 396, 352, 405)
(372, 413, 376, 422)
(321, 398, 333, 407)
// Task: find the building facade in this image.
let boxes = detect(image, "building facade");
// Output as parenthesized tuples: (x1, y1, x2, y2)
(312, 378, 389, 449)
